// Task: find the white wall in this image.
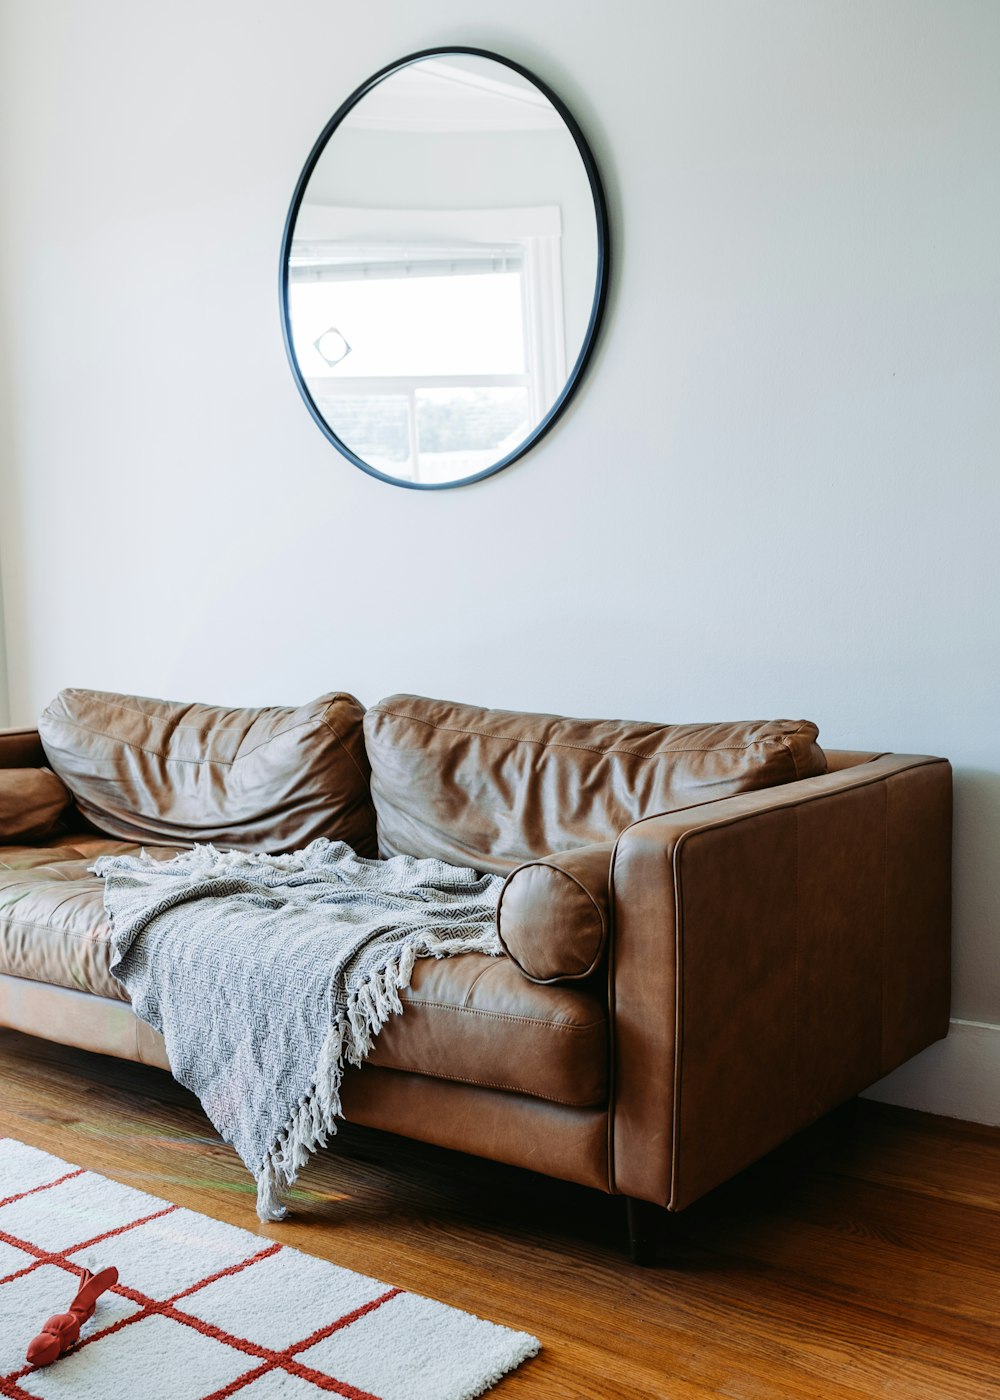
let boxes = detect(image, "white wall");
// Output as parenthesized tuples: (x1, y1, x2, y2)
(0, 561, 8, 726)
(1, 0, 998, 1117)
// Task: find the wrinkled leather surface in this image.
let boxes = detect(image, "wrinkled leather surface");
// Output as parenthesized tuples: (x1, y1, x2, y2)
(39, 689, 378, 856)
(610, 754, 952, 1210)
(498, 843, 613, 984)
(0, 840, 607, 1107)
(0, 841, 187, 1000)
(0, 769, 72, 841)
(365, 694, 827, 871)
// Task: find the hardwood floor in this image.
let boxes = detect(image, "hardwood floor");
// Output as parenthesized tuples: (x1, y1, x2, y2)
(2, 1030, 1000, 1399)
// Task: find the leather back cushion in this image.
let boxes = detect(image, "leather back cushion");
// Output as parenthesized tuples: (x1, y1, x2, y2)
(39, 689, 378, 855)
(0, 768, 72, 841)
(365, 694, 826, 872)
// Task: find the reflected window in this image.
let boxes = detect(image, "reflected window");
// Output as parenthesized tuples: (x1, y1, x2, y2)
(288, 230, 553, 483)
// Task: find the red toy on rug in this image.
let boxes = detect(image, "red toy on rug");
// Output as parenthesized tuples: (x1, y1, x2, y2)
(25, 1266, 119, 1366)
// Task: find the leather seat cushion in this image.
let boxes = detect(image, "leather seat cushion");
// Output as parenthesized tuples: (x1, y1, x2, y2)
(0, 840, 608, 1108)
(365, 693, 827, 872)
(0, 837, 189, 1001)
(38, 688, 378, 856)
(368, 953, 607, 1107)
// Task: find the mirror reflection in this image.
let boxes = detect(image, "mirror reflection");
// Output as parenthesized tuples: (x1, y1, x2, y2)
(282, 51, 607, 488)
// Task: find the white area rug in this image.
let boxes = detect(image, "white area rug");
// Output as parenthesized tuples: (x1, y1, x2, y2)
(0, 1139, 539, 1400)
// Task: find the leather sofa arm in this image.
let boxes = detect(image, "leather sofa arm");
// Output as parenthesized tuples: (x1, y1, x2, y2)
(610, 754, 952, 1211)
(0, 727, 46, 768)
(0, 728, 76, 841)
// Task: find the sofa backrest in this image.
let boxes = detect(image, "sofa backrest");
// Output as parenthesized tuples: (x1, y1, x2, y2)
(364, 694, 827, 872)
(39, 688, 378, 856)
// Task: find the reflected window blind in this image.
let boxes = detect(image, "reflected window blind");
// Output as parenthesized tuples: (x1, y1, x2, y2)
(289, 242, 523, 283)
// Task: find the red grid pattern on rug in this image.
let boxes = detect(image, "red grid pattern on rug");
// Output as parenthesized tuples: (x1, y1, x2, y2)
(0, 1161, 402, 1400)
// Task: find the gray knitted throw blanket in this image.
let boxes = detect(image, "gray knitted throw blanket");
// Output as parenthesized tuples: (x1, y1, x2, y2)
(93, 840, 504, 1221)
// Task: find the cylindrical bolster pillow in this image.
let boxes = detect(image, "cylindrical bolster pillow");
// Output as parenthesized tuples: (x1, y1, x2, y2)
(497, 842, 613, 984)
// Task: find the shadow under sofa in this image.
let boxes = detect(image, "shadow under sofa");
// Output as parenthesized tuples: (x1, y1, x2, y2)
(0, 689, 952, 1262)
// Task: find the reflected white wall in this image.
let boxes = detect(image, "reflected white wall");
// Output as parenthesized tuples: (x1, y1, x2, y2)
(304, 127, 598, 367)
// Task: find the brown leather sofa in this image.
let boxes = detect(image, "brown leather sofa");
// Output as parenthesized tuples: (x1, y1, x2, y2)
(0, 689, 952, 1262)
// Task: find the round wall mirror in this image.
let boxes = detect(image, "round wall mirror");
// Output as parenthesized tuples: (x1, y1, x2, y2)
(280, 48, 609, 489)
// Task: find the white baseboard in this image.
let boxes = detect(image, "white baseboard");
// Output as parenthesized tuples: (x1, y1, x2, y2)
(862, 1019, 1000, 1125)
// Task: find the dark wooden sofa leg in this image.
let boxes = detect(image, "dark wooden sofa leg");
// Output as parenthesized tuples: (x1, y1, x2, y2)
(625, 1197, 659, 1266)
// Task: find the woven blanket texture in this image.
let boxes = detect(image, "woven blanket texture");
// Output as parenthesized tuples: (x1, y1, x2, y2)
(93, 840, 504, 1221)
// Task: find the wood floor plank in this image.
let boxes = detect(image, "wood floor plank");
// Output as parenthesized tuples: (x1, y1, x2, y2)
(2, 1031, 1000, 1398)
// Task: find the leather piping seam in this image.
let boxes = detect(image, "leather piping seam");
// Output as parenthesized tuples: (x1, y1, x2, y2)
(623, 757, 943, 847)
(2, 863, 138, 880)
(0, 847, 182, 870)
(671, 831, 684, 1211)
(0, 858, 86, 871)
(49, 696, 290, 728)
(0, 915, 111, 941)
(0, 969, 113, 1000)
(9, 883, 91, 916)
(398, 997, 606, 1032)
(317, 708, 372, 790)
(0, 977, 127, 1003)
(792, 805, 800, 1125)
(495, 861, 608, 984)
(879, 778, 890, 1075)
(365, 1060, 605, 1107)
(0, 864, 75, 880)
(43, 692, 363, 738)
(606, 834, 621, 1195)
(459, 961, 494, 1006)
(40, 706, 363, 768)
(369, 707, 818, 763)
(782, 734, 803, 779)
(501, 960, 603, 986)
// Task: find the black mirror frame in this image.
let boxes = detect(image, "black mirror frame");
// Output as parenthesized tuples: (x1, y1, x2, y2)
(279, 46, 610, 491)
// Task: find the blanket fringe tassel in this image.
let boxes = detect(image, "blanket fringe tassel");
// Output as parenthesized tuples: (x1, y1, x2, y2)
(255, 930, 496, 1222)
